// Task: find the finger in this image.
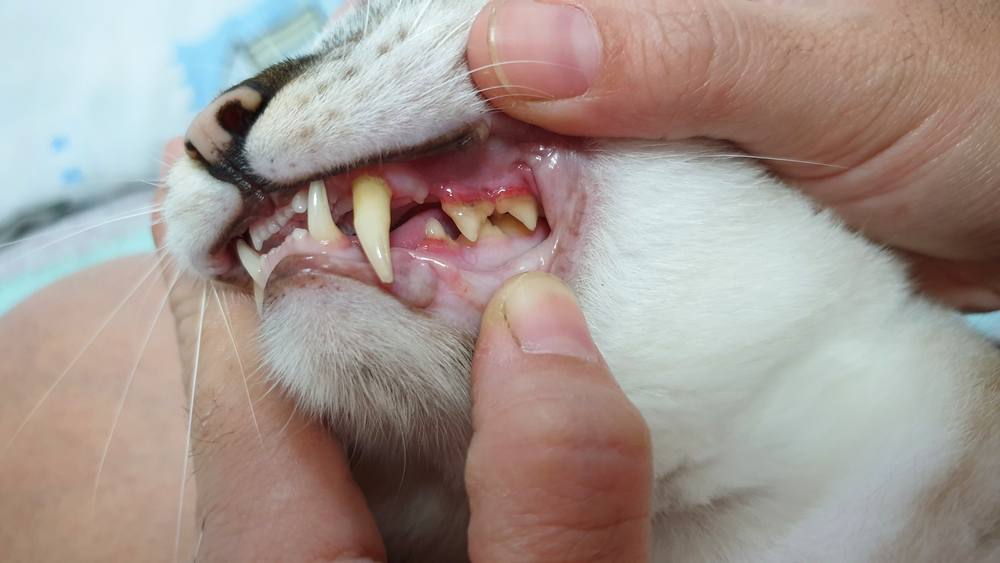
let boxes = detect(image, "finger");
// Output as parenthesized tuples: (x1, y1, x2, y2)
(466, 273, 652, 563)
(468, 0, 924, 152)
(188, 294, 385, 562)
(154, 141, 386, 562)
(902, 252, 1000, 313)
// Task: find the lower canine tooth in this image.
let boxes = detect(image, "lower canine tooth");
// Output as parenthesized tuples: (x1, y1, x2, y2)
(495, 196, 539, 231)
(236, 239, 263, 285)
(442, 201, 494, 242)
(307, 180, 344, 244)
(352, 175, 394, 283)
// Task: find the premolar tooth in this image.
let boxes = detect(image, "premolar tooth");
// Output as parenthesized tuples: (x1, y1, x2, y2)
(307, 180, 344, 244)
(495, 196, 539, 231)
(491, 213, 531, 236)
(352, 175, 394, 283)
(441, 201, 494, 242)
(250, 230, 264, 251)
(291, 189, 309, 213)
(236, 239, 263, 285)
(424, 218, 450, 241)
(292, 228, 308, 241)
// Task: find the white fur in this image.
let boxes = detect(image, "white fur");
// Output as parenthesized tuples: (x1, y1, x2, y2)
(162, 0, 1000, 560)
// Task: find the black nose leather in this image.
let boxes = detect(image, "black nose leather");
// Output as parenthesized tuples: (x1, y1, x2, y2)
(185, 86, 263, 166)
(183, 55, 318, 172)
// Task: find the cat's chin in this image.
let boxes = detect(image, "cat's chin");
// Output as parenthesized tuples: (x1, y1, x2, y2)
(258, 263, 476, 461)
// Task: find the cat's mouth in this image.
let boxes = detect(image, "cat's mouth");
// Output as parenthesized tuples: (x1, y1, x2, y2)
(207, 117, 589, 327)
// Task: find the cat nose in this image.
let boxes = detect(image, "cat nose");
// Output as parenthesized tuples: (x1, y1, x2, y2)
(184, 86, 264, 166)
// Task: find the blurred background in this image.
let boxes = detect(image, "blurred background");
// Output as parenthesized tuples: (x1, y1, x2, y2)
(0, 0, 344, 315)
(1, 0, 998, 337)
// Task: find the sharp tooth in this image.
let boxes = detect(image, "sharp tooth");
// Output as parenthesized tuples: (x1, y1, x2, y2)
(495, 196, 539, 231)
(253, 281, 264, 316)
(424, 217, 450, 240)
(307, 180, 344, 244)
(291, 189, 308, 213)
(491, 213, 531, 237)
(478, 222, 505, 239)
(236, 239, 263, 285)
(441, 201, 494, 242)
(352, 175, 394, 283)
(250, 230, 264, 251)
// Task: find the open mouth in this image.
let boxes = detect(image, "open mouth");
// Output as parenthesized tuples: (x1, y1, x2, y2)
(208, 116, 589, 327)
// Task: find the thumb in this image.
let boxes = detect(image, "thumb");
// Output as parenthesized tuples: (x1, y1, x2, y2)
(466, 273, 652, 563)
(467, 0, 923, 161)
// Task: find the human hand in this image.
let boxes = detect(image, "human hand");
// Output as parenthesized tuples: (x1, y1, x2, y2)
(154, 142, 652, 562)
(467, 0, 1000, 311)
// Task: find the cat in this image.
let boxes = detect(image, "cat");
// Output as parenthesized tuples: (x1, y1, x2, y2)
(162, 0, 1000, 560)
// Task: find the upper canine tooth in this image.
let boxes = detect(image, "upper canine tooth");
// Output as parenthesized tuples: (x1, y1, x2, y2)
(253, 281, 264, 316)
(307, 180, 344, 244)
(495, 196, 539, 231)
(236, 239, 263, 285)
(352, 175, 394, 284)
(442, 201, 494, 242)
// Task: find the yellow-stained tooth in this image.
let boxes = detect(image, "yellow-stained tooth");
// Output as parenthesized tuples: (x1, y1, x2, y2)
(307, 180, 344, 243)
(491, 213, 532, 237)
(254, 281, 264, 316)
(441, 201, 494, 242)
(478, 222, 505, 239)
(424, 217, 450, 241)
(495, 196, 540, 231)
(236, 239, 263, 285)
(352, 175, 394, 283)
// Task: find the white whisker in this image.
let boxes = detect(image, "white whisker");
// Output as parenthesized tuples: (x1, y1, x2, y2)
(174, 283, 208, 563)
(214, 286, 263, 446)
(0, 253, 166, 463)
(90, 271, 178, 517)
(0, 204, 161, 250)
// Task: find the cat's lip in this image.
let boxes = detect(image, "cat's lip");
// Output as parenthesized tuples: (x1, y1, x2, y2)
(213, 118, 591, 327)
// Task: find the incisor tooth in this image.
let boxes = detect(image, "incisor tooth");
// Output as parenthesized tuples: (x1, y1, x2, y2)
(352, 175, 394, 283)
(307, 180, 344, 244)
(495, 196, 539, 231)
(236, 239, 263, 285)
(291, 189, 308, 213)
(424, 217, 450, 240)
(441, 201, 494, 242)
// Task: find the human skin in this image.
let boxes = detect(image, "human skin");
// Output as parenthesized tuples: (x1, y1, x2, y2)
(3, 0, 998, 559)
(467, 0, 1000, 311)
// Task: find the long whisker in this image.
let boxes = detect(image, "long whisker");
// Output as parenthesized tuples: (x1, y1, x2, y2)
(0, 252, 167, 462)
(0, 204, 161, 251)
(90, 271, 179, 516)
(214, 286, 263, 446)
(174, 283, 208, 563)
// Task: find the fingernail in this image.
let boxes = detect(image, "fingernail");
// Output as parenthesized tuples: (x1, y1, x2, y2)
(486, 0, 601, 100)
(503, 273, 599, 362)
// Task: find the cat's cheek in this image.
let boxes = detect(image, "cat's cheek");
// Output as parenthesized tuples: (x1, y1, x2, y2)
(162, 157, 243, 276)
